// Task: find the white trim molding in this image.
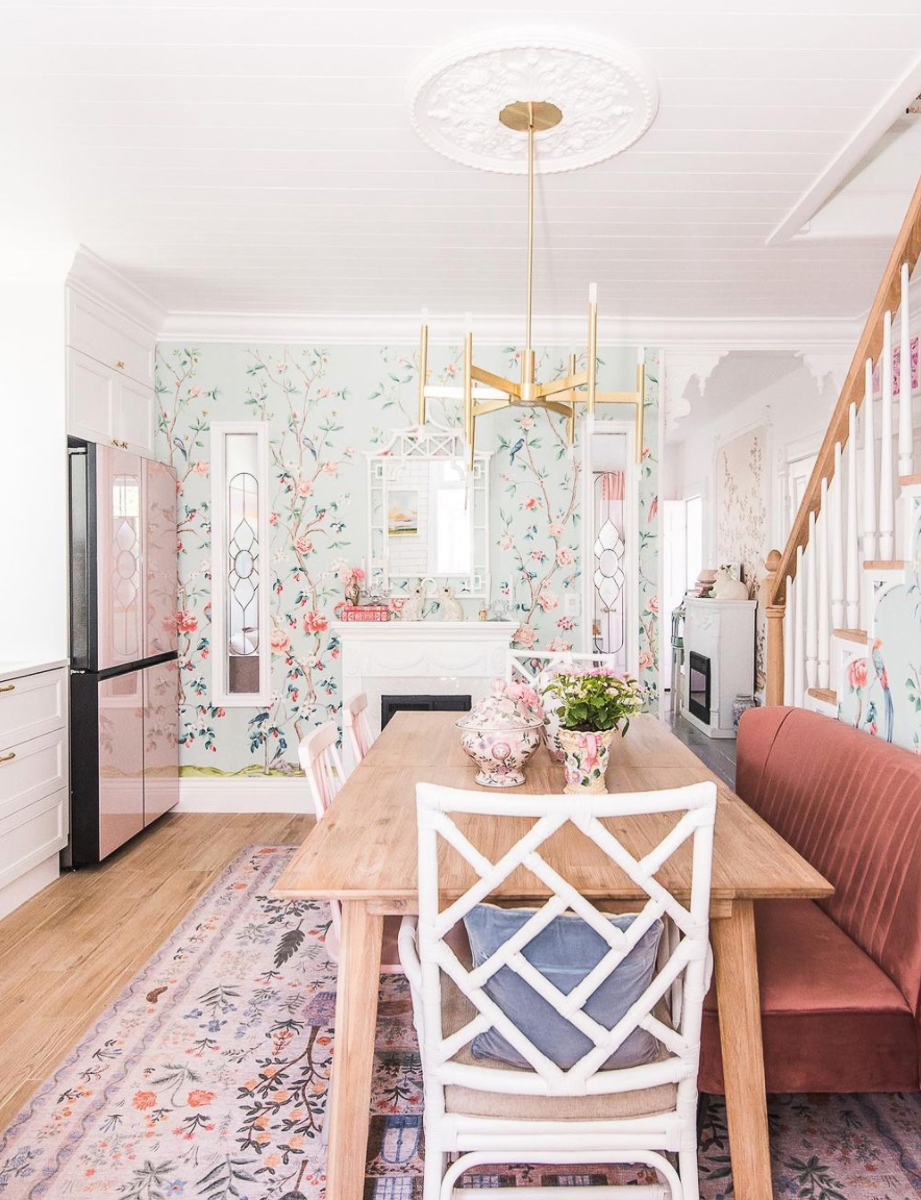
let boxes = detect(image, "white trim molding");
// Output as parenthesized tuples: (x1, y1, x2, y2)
(67, 245, 167, 339)
(157, 309, 862, 351)
(176, 777, 308, 814)
(663, 350, 728, 441)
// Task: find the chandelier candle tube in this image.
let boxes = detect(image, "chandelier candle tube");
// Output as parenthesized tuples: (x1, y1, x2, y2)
(588, 287, 598, 414)
(464, 330, 474, 469)
(417, 315, 429, 427)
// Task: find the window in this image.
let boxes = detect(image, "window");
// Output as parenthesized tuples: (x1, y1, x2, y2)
(211, 422, 271, 706)
(684, 494, 703, 590)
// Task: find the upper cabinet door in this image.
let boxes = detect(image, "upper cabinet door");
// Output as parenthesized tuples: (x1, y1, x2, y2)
(117, 375, 156, 459)
(67, 289, 154, 388)
(144, 459, 179, 658)
(96, 444, 145, 671)
(67, 348, 117, 447)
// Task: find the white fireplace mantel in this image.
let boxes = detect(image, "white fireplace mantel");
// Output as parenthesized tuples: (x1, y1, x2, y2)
(334, 620, 518, 765)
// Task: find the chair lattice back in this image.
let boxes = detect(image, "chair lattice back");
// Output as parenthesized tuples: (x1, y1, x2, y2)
(507, 649, 622, 687)
(415, 781, 716, 1094)
(344, 692, 374, 764)
(299, 722, 345, 820)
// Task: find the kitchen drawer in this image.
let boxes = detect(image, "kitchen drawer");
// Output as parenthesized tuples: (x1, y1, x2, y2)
(0, 667, 67, 746)
(67, 289, 154, 388)
(0, 788, 67, 891)
(0, 728, 68, 816)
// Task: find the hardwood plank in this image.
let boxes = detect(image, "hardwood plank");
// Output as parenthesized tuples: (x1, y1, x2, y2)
(0, 811, 313, 1132)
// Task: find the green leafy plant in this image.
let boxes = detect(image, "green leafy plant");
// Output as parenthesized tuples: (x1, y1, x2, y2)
(544, 669, 643, 734)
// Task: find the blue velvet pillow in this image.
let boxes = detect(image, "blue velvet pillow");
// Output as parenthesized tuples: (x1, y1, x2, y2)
(462, 904, 663, 1070)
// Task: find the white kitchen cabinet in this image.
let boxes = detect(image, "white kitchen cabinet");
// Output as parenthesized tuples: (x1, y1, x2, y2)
(67, 347, 156, 458)
(67, 288, 153, 388)
(0, 662, 69, 920)
(65, 286, 157, 459)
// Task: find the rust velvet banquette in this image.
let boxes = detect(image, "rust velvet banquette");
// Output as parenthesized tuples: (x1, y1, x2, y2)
(700, 706, 921, 1094)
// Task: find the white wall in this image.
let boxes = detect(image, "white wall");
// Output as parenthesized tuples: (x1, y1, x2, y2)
(0, 241, 75, 663)
(664, 353, 835, 565)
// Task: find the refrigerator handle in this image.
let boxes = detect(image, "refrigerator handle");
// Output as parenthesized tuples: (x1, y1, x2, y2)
(68, 446, 91, 670)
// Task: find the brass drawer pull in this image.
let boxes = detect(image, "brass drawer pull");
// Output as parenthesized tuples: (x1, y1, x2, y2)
(115, 359, 125, 369)
(0, 684, 14, 694)
(0, 752, 15, 764)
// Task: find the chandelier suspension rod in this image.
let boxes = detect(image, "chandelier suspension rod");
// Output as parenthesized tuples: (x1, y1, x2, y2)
(526, 100, 535, 357)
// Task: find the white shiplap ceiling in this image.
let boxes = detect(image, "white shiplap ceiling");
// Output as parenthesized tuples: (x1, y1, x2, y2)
(3, 1, 921, 328)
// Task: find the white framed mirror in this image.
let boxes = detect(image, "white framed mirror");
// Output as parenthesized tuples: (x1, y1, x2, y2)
(367, 422, 491, 598)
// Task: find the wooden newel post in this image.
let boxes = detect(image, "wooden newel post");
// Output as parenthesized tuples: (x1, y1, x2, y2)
(761, 549, 785, 706)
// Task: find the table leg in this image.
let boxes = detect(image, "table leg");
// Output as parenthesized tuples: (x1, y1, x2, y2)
(325, 900, 384, 1200)
(711, 899, 772, 1200)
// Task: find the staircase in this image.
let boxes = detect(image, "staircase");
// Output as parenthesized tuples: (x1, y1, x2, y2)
(765, 171, 921, 749)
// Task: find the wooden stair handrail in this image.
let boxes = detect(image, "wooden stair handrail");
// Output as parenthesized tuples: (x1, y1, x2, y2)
(768, 168, 921, 608)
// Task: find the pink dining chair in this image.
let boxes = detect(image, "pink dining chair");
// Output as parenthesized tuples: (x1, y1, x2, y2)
(343, 692, 375, 767)
(298, 721, 403, 973)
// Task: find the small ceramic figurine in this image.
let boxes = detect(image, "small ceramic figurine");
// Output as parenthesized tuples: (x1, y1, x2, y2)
(400, 582, 427, 622)
(711, 566, 749, 601)
(438, 584, 465, 621)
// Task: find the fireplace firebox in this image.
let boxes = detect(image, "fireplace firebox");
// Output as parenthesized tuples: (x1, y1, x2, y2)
(688, 652, 711, 724)
(380, 694, 471, 730)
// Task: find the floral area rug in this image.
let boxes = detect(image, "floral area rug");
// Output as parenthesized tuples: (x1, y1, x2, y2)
(2, 846, 921, 1199)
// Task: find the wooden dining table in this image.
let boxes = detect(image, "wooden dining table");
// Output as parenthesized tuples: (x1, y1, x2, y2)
(275, 710, 833, 1200)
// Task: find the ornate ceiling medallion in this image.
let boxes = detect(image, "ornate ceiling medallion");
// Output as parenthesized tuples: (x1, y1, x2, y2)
(407, 29, 659, 175)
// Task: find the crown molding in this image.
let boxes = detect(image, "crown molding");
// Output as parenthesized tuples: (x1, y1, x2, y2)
(67, 245, 167, 338)
(157, 309, 860, 352)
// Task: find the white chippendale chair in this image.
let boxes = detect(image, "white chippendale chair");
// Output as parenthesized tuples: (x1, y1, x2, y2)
(343, 692, 375, 767)
(298, 722, 403, 973)
(399, 780, 717, 1200)
(507, 648, 623, 686)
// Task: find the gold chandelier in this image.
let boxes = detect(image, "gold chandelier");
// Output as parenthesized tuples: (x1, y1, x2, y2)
(416, 99, 645, 467)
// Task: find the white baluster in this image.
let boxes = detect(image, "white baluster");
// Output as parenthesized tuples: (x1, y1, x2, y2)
(846, 402, 860, 628)
(862, 357, 877, 562)
(879, 309, 895, 560)
(817, 481, 830, 689)
(899, 262, 913, 477)
(805, 513, 818, 691)
(783, 574, 795, 706)
(831, 443, 844, 630)
(794, 544, 806, 707)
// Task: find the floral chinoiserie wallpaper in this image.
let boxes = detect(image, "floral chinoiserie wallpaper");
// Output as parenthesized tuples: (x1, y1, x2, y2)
(716, 425, 768, 692)
(838, 499, 921, 755)
(155, 342, 661, 776)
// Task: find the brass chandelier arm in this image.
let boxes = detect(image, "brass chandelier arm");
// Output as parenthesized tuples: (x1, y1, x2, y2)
(540, 399, 576, 419)
(534, 369, 589, 399)
(472, 398, 512, 417)
(470, 365, 520, 397)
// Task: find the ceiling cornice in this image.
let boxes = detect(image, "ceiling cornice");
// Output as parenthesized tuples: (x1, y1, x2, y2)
(156, 309, 860, 352)
(67, 245, 168, 338)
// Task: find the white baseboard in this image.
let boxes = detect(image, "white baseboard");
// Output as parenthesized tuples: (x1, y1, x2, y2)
(176, 777, 309, 814)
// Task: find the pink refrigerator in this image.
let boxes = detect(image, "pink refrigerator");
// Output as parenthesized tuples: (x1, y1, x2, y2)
(68, 439, 180, 864)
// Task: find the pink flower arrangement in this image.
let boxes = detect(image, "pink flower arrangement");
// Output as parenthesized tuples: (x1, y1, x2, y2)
(339, 564, 365, 587)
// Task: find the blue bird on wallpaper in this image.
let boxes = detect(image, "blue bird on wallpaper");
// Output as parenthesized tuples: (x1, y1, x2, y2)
(302, 436, 318, 460)
(508, 437, 525, 465)
(172, 436, 187, 461)
(864, 699, 878, 733)
(871, 638, 894, 743)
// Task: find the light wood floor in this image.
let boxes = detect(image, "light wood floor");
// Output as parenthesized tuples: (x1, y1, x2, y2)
(0, 811, 314, 1131)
